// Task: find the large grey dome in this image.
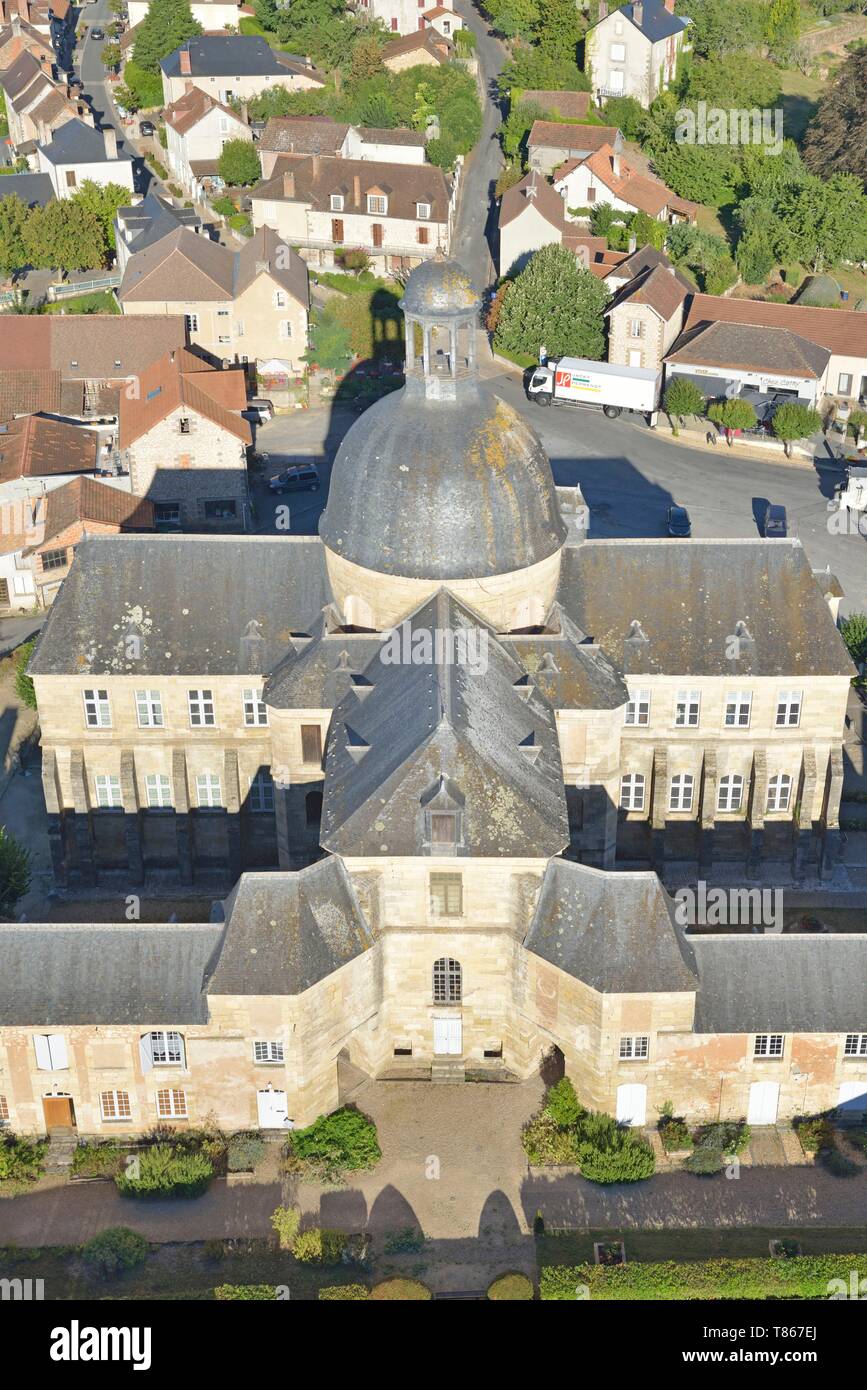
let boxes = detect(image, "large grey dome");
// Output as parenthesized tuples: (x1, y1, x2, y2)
(319, 380, 567, 581)
(400, 253, 480, 318)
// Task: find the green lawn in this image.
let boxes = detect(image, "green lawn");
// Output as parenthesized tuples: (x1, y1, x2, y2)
(45, 290, 119, 315)
(777, 67, 825, 143)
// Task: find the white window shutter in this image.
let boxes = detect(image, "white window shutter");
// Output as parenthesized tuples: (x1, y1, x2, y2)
(178, 1035, 187, 1068)
(139, 1033, 154, 1073)
(33, 1034, 52, 1070)
(49, 1034, 68, 1069)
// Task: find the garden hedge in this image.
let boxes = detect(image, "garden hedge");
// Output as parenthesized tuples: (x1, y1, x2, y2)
(319, 1284, 369, 1300)
(369, 1279, 432, 1300)
(540, 1256, 867, 1301)
(214, 1284, 279, 1300)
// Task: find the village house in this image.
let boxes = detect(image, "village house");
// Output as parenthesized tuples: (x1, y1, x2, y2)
(160, 35, 325, 107)
(520, 89, 592, 121)
(584, 0, 690, 108)
(257, 116, 427, 180)
(553, 142, 698, 224)
(118, 223, 309, 375)
(605, 261, 689, 370)
(498, 169, 628, 277)
(162, 83, 252, 197)
(0, 12, 56, 74)
(127, 0, 245, 27)
(380, 25, 453, 70)
(0, 0, 72, 43)
(352, 0, 461, 37)
(114, 191, 204, 275)
(527, 120, 623, 175)
(9, 259, 864, 1138)
(0, 48, 92, 156)
(117, 346, 251, 530)
(36, 118, 135, 198)
(250, 152, 455, 273)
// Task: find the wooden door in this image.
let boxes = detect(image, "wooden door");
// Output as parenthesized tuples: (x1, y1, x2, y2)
(43, 1095, 74, 1129)
(372, 223, 383, 248)
(331, 217, 344, 242)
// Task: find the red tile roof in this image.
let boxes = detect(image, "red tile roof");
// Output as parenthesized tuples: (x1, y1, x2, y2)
(119, 347, 251, 450)
(682, 293, 867, 358)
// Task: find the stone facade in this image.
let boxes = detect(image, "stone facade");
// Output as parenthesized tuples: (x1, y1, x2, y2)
(126, 405, 250, 528)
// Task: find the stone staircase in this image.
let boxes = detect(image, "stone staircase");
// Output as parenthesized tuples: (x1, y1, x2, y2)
(44, 1128, 78, 1174)
(430, 1059, 466, 1084)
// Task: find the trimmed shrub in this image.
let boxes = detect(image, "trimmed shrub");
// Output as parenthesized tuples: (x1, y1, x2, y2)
(71, 1141, 126, 1177)
(271, 1204, 300, 1251)
(286, 1108, 381, 1181)
(683, 1146, 725, 1176)
(319, 1284, 369, 1300)
(487, 1272, 534, 1300)
(369, 1278, 432, 1300)
(292, 1228, 347, 1265)
(694, 1122, 750, 1156)
(227, 1132, 266, 1172)
(521, 1111, 582, 1166)
(545, 1077, 583, 1129)
(540, 1255, 867, 1301)
(659, 1118, 693, 1152)
(794, 1115, 835, 1154)
(214, 1284, 277, 1300)
(115, 1144, 214, 1199)
(0, 1133, 47, 1185)
(81, 1227, 149, 1278)
(383, 1227, 424, 1254)
(576, 1131, 656, 1184)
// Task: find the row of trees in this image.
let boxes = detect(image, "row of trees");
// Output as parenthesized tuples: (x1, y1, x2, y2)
(664, 377, 823, 455)
(0, 182, 130, 275)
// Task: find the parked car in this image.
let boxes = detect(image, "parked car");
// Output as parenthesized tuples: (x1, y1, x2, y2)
(68, 74, 83, 89)
(138, 119, 156, 137)
(268, 464, 320, 494)
(764, 503, 788, 537)
(90, 26, 105, 39)
(667, 504, 692, 537)
(242, 397, 273, 424)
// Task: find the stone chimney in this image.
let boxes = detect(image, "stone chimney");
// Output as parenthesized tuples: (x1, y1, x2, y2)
(664, 0, 674, 10)
(282, 169, 295, 197)
(628, 233, 637, 253)
(10, 11, 20, 35)
(353, 172, 360, 204)
(575, 243, 590, 269)
(633, 0, 643, 26)
(240, 101, 248, 125)
(525, 171, 537, 199)
(179, 46, 191, 76)
(312, 153, 320, 177)
(103, 125, 117, 159)
(612, 148, 621, 177)
(598, 0, 608, 16)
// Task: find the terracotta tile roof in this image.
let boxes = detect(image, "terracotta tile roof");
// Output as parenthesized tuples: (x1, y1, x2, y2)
(606, 262, 688, 321)
(381, 28, 452, 63)
(253, 152, 452, 223)
(40, 476, 154, 545)
(522, 90, 591, 120)
(682, 293, 867, 358)
(576, 143, 697, 218)
(163, 84, 242, 136)
(528, 120, 621, 154)
(0, 315, 187, 378)
(119, 347, 251, 450)
(0, 414, 98, 483)
(259, 115, 348, 156)
(423, 6, 453, 16)
(0, 367, 61, 422)
(666, 320, 832, 379)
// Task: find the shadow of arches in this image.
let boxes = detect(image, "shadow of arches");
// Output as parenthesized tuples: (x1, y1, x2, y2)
(540, 1044, 565, 1089)
(318, 1187, 369, 1233)
(368, 1182, 422, 1235)
(478, 1188, 522, 1243)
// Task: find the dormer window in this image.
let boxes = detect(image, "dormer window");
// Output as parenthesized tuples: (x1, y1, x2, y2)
(367, 194, 387, 215)
(430, 812, 457, 846)
(421, 776, 464, 854)
(330, 193, 344, 212)
(416, 201, 431, 219)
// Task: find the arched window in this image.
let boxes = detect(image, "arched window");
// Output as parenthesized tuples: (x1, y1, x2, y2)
(433, 957, 462, 1004)
(717, 773, 744, 813)
(305, 789, 323, 826)
(668, 773, 694, 812)
(619, 773, 645, 811)
(766, 773, 791, 814)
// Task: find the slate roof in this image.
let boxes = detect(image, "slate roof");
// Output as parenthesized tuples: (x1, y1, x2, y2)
(592, 0, 688, 42)
(38, 117, 132, 164)
(27, 534, 332, 677)
(264, 622, 384, 710)
(524, 858, 697, 993)
(115, 191, 202, 257)
(207, 858, 374, 996)
(556, 539, 854, 678)
(320, 590, 569, 859)
(666, 320, 831, 379)
(0, 170, 54, 207)
(319, 375, 566, 581)
(161, 35, 324, 84)
(40, 476, 154, 544)
(119, 347, 251, 449)
(119, 224, 309, 309)
(503, 606, 628, 710)
(0, 413, 98, 483)
(357, 126, 427, 147)
(259, 115, 348, 156)
(681, 293, 867, 357)
(0, 922, 222, 1025)
(605, 262, 689, 321)
(692, 935, 867, 1033)
(0, 314, 187, 378)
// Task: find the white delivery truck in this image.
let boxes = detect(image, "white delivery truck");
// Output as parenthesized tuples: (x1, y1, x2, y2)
(527, 357, 661, 421)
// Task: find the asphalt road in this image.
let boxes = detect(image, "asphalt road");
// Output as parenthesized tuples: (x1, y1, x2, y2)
(77, 0, 155, 196)
(450, 0, 506, 292)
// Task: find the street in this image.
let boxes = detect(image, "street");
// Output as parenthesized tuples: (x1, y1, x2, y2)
(76, 0, 156, 196)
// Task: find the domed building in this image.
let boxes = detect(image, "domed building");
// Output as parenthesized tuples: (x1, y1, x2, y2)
(320, 250, 567, 630)
(12, 256, 860, 1140)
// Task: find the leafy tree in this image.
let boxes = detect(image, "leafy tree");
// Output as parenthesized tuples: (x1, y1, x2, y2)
(304, 306, 352, 382)
(500, 45, 588, 95)
(765, 0, 800, 63)
(601, 95, 645, 140)
(650, 137, 740, 208)
(774, 173, 867, 272)
(119, 60, 165, 109)
(72, 181, 129, 257)
(359, 87, 397, 130)
(0, 825, 30, 917)
(704, 252, 738, 295)
(23, 200, 106, 271)
(217, 138, 261, 187)
(133, 0, 202, 75)
(734, 197, 781, 284)
(737, 140, 805, 202)
(771, 401, 821, 455)
(495, 243, 609, 361)
(629, 210, 667, 251)
(287, 1107, 381, 1181)
(707, 397, 756, 432)
(487, 0, 540, 42)
(336, 247, 370, 275)
(841, 613, 867, 668)
(0, 191, 29, 275)
(675, 0, 766, 59)
(347, 32, 384, 84)
(533, 0, 585, 62)
(683, 54, 781, 108)
(81, 1228, 149, 1278)
(501, 100, 544, 163)
(664, 378, 705, 433)
(803, 50, 867, 184)
(101, 41, 121, 69)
